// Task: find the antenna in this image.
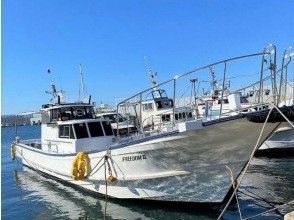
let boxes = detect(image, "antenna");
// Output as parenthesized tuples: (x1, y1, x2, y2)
(45, 69, 65, 104)
(48, 69, 53, 85)
(144, 56, 158, 88)
(79, 64, 87, 101)
(209, 66, 217, 91)
(45, 69, 58, 99)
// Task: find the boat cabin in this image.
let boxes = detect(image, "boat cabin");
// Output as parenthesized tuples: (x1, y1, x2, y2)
(96, 112, 137, 135)
(40, 103, 115, 154)
(141, 89, 194, 128)
(41, 103, 96, 122)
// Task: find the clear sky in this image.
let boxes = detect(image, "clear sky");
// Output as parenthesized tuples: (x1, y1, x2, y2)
(2, 0, 294, 115)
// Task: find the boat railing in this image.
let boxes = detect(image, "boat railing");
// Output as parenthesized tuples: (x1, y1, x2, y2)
(19, 139, 42, 150)
(20, 139, 41, 144)
(19, 139, 60, 153)
(115, 44, 290, 139)
(277, 46, 294, 105)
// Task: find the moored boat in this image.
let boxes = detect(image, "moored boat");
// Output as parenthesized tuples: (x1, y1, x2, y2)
(12, 46, 292, 204)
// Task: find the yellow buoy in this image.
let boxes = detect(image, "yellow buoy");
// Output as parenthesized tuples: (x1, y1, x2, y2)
(71, 152, 91, 180)
(10, 144, 16, 160)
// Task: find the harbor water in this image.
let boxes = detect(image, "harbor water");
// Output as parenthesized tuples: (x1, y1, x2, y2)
(2, 125, 294, 219)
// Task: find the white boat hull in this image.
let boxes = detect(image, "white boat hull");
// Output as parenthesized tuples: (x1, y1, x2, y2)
(259, 124, 294, 150)
(15, 116, 279, 203)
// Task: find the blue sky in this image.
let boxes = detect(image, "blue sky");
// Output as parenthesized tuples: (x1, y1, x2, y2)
(2, 0, 294, 114)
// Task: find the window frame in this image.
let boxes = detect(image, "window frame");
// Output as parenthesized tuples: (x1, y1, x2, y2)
(88, 121, 105, 137)
(73, 123, 89, 139)
(102, 121, 114, 136)
(59, 124, 75, 139)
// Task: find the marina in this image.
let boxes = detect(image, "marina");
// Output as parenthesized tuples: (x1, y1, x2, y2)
(2, 1, 294, 219)
(5, 44, 294, 219)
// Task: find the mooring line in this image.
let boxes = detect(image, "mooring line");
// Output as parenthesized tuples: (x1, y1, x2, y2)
(218, 104, 294, 219)
(226, 165, 243, 220)
(243, 200, 294, 220)
(217, 107, 274, 219)
(238, 189, 283, 215)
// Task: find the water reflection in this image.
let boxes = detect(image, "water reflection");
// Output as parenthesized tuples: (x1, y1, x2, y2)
(13, 168, 217, 220)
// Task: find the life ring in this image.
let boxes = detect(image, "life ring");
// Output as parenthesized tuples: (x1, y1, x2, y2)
(71, 152, 91, 180)
(11, 144, 16, 160)
(75, 109, 84, 117)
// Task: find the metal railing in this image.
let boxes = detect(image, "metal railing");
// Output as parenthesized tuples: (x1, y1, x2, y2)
(115, 44, 294, 139)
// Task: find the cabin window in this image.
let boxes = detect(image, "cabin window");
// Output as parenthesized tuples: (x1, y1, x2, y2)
(51, 109, 60, 121)
(240, 96, 249, 103)
(143, 103, 153, 111)
(156, 101, 163, 109)
(182, 112, 186, 119)
(162, 114, 171, 122)
(218, 99, 229, 104)
(88, 122, 104, 137)
(175, 114, 178, 120)
(188, 112, 192, 118)
(59, 108, 72, 121)
(59, 125, 74, 139)
(152, 90, 167, 99)
(102, 121, 113, 136)
(179, 113, 182, 120)
(74, 123, 89, 139)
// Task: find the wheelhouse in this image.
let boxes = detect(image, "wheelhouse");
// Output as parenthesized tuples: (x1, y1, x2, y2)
(58, 120, 113, 140)
(41, 103, 96, 123)
(96, 113, 126, 123)
(40, 103, 115, 154)
(143, 89, 174, 112)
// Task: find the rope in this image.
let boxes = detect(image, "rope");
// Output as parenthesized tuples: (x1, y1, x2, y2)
(15, 147, 41, 171)
(238, 190, 283, 215)
(85, 156, 105, 178)
(217, 107, 274, 220)
(226, 165, 243, 219)
(218, 104, 294, 219)
(103, 156, 108, 220)
(176, 83, 191, 107)
(243, 200, 294, 220)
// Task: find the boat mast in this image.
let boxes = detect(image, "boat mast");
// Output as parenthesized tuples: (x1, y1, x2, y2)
(79, 64, 87, 101)
(45, 69, 58, 100)
(209, 66, 217, 92)
(190, 78, 200, 118)
(144, 57, 158, 90)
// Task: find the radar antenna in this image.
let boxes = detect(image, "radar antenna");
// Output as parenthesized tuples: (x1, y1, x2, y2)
(45, 69, 64, 104)
(45, 69, 58, 99)
(144, 56, 158, 89)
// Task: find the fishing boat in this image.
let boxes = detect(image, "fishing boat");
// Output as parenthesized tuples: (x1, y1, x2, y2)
(12, 46, 292, 204)
(256, 124, 294, 156)
(139, 62, 194, 131)
(96, 111, 137, 135)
